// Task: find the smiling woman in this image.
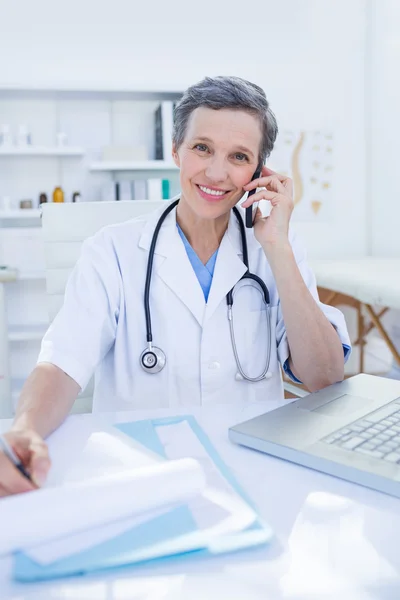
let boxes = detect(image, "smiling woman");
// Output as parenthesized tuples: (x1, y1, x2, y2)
(1, 75, 351, 498)
(174, 107, 262, 242)
(171, 76, 278, 261)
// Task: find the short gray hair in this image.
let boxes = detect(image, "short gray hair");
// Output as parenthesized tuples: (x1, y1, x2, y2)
(172, 75, 278, 167)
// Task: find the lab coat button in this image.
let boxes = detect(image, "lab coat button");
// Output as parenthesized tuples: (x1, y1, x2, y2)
(208, 361, 220, 370)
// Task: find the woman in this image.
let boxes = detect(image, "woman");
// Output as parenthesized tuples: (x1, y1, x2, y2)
(0, 75, 350, 495)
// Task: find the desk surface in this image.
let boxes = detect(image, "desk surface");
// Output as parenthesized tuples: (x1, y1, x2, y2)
(1, 398, 400, 599)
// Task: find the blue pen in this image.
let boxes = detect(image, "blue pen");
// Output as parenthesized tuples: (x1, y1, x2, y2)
(0, 434, 34, 483)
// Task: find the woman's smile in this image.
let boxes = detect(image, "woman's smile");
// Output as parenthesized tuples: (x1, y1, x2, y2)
(195, 183, 232, 202)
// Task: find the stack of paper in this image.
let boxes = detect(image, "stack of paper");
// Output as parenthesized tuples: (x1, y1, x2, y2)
(0, 457, 205, 556)
(5, 416, 273, 582)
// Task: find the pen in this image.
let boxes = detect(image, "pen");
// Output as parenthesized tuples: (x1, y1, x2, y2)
(0, 434, 33, 483)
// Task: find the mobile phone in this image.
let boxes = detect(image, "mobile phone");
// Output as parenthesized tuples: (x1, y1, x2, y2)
(245, 169, 261, 228)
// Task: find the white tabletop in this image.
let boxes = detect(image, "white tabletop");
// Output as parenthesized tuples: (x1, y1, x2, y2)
(1, 401, 400, 599)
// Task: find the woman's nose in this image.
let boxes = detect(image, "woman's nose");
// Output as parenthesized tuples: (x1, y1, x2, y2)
(204, 159, 228, 183)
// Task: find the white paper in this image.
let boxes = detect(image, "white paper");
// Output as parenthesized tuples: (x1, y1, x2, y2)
(156, 421, 245, 529)
(49, 429, 162, 485)
(25, 507, 169, 565)
(20, 419, 264, 566)
(0, 457, 205, 556)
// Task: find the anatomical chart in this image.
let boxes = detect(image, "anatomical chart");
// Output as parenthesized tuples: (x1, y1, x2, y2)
(268, 130, 334, 221)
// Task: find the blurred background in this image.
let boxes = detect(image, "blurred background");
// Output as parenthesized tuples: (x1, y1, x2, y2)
(0, 0, 399, 413)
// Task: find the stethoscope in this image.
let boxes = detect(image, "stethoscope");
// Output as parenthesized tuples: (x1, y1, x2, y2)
(140, 198, 272, 382)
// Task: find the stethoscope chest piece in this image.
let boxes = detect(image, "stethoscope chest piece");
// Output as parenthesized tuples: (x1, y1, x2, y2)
(140, 346, 166, 373)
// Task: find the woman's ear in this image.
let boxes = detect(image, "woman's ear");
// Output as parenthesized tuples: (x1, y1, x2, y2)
(171, 143, 180, 168)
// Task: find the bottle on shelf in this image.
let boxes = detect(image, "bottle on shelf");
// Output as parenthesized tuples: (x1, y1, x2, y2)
(52, 186, 64, 203)
(1, 196, 12, 210)
(0, 125, 12, 147)
(39, 193, 48, 205)
(56, 132, 68, 147)
(20, 199, 33, 209)
(16, 125, 32, 146)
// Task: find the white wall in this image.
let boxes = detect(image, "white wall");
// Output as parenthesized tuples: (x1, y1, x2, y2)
(368, 0, 400, 256)
(0, 0, 368, 258)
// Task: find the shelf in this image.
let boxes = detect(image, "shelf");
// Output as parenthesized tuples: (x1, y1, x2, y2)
(0, 146, 84, 156)
(8, 324, 48, 342)
(17, 270, 46, 281)
(0, 268, 18, 282)
(0, 88, 183, 102)
(0, 209, 41, 219)
(89, 160, 178, 172)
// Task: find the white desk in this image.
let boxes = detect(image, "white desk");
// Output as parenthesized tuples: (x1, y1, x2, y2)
(1, 396, 400, 599)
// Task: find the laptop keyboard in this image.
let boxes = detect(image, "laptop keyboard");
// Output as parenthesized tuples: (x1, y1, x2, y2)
(323, 397, 400, 463)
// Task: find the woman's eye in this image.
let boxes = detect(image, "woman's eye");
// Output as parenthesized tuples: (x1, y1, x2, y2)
(234, 153, 248, 162)
(194, 144, 209, 152)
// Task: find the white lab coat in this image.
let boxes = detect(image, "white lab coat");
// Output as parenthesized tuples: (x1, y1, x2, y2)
(38, 203, 351, 412)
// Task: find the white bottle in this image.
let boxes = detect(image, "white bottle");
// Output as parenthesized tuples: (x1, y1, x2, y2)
(1, 196, 13, 211)
(16, 124, 31, 146)
(56, 132, 68, 146)
(0, 125, 12, 147)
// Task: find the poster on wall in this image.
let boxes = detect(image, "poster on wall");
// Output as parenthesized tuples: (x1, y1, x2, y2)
(267, 130, 334, 222)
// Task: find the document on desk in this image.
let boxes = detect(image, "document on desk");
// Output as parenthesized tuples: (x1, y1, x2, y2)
(12, 415, 273, 582)
(0, 454, 205, 556)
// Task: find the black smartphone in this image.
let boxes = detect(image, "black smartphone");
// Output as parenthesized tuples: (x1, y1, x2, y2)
(245, 169, 261, 228)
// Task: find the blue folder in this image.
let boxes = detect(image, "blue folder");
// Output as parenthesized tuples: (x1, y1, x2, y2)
(13, 415, 273, 582)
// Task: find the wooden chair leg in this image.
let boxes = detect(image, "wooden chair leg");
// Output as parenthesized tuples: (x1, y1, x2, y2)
(365, 304, 400, 367)
(358, 302, 365, 373)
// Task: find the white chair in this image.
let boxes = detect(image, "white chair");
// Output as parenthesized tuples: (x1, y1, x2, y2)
(41, 201, 164, 413)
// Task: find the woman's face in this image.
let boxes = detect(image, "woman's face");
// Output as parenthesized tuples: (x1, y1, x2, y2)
(172, 107, 262, 221)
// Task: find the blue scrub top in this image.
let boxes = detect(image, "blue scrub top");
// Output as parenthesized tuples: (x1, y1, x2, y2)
(177, 224, 218, 302)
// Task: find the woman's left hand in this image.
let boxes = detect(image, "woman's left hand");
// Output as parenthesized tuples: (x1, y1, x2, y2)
(241, 165, 294, 250)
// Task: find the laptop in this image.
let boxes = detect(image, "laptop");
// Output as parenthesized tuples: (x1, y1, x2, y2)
(229, 374, 400, 498)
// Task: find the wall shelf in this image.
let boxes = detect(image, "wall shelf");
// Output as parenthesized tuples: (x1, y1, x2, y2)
(89, 160, 178, 172)
(0, 86, 180, 416)
(0, 88, 183, 102)
(17, 270, 46, 281)
(0, 210, 41, 219)
(0, 147, 84, 157)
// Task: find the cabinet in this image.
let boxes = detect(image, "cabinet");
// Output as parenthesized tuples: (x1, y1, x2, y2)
(0, 87, 181, 416)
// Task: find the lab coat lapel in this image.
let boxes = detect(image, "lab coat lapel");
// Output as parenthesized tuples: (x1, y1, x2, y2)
(205, 210, 248, 323)
(138, 204, 205, 326)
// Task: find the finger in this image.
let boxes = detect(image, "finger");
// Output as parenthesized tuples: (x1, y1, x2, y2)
(241, 189, 279, 207)
(0, 486, 9, 498)
(262, 165, 289, 183)
(268, 176, 286, 195)
(243, 174, 274, 191)
(4, 431, 35, 464)
(264, 167, 293, 196)
(243, 175, 286, 195)
(0, 485, 10, 498)
(0, 453, 35, 494)
(29, 441, 51, 487)
(252, 206, 264, 225)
